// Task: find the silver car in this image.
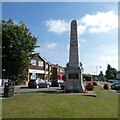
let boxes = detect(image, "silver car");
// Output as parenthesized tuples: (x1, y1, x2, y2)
(28, 79, 48, 89)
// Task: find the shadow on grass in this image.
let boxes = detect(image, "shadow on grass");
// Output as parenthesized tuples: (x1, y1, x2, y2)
(36, 90, 97, 97)
(20, 87, 34, 89)
(36, 90, 63, 94)
(100, 88, 110, 90)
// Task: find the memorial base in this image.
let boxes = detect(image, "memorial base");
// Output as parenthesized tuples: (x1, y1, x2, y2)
(65, 67, 84, 93)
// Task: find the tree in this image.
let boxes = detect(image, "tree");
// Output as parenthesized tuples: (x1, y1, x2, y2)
(98, 71, 105, 81)
(83, 74, 92, 81)
(105, 64, 117, 80)
(2, 19, 37, 84)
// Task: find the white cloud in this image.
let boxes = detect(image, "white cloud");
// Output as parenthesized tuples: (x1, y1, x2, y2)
(77, 24, 87, 35)
(46, 19, 69, 34)
(46, 42, 58, 49)
(79, 11, 118, 33)
(46, 11, 118, 35)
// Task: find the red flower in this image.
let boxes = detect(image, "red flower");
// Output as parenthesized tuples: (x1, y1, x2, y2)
(86, 81, 94, 91)
(103, 82, 109, 89)
(92, 81, 97, 86)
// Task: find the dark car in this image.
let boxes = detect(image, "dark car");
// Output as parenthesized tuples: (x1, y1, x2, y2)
(108, 79, 115, 83)
(51, 79, 65, 87)
(60, 81, 66, 90)
(28, 79, 48, 88)
(111, 81, 120, 90)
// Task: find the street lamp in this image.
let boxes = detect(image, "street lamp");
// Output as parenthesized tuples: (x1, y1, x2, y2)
(2, 69, 6, 86)
(96, 65, 102, 75)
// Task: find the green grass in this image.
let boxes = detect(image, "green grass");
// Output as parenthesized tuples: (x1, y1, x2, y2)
(2, 86, 118, 118)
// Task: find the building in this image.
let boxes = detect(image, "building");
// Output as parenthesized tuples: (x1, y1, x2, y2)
(27, 55, 52, 84)
(52, 64, 65, 80)
(26, 54, 65, 84)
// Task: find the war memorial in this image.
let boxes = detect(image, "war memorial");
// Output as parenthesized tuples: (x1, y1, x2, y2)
(65, 20, 85, 93)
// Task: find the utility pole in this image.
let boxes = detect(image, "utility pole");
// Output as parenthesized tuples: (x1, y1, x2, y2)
(96, 65, 102, 75)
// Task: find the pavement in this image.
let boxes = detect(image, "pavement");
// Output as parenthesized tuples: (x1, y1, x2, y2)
(0, 84, 27, 94)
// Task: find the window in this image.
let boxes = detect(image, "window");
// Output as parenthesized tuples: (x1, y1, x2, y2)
(31, 60, 36, 66)
(46, 64, 48, 69)
(38, 61, 44, 67)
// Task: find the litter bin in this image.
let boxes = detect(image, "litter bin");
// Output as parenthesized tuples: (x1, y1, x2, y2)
(3, 81, 15, 97)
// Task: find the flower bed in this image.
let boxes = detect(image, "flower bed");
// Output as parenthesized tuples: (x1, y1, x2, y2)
(103, 82, 109, 89)
(92, 81, 97, 86)
(85, 81, 94, 91)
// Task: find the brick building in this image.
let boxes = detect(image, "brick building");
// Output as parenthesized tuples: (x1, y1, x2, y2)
(26, 55, 65, 84)
(52, 64, 65, 80)
(27, 55, 52, 83)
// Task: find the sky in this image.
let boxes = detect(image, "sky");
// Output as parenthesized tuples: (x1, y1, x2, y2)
(2, 2, 119, 75)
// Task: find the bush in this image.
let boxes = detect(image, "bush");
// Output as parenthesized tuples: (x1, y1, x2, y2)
(103, 82, 109, 89)
(93, 81, 97, 86)
(85, 81, 94, 91)
(60, 85, 65, 90)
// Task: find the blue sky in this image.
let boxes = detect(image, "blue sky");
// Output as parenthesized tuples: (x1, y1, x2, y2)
(2, 2, 118, 74)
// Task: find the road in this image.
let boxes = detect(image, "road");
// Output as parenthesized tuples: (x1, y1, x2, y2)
(0, 85, 62, 96)
(0, 81, 119, 98)
(97, 81, 120, 94)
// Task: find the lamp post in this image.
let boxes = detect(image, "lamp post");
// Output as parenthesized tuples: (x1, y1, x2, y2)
(96, 65, 102, 75)
(95, 66, 102, 81)
(2, 69, 6, 86)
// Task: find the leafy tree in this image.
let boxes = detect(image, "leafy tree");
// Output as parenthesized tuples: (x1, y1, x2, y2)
(83, 74, 92, 81)
(105, 64, 117, 80)
(98, 71, 105, 81)
(2, 19, 37, 84)
(118, 71, 120, 74)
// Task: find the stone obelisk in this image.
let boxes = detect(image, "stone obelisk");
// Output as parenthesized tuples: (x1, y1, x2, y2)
(65, 20, 84, 93)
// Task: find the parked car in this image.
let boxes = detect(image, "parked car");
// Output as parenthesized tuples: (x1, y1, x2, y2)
(51, 79, 65, 87)
(60, 81, 66, 90)
(28, 79, 49, 88)
(111, 81, 120, 90)
(45, 80, 52, 87)
(108, 79, 115, 83)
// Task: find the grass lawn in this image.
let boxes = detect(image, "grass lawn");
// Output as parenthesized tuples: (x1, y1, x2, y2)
(2, 86, 118, 118)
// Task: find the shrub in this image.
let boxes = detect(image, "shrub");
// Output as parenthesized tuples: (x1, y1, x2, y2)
(103, 82, 109, 89)
(85, 81, 94, 91)
(61, 85, 65, 90)
(93, 81, 97, 86)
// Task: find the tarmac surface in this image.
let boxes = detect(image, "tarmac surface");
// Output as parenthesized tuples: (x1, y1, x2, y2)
(0, 82, 119, 99)
(0, 84, 97, 98)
